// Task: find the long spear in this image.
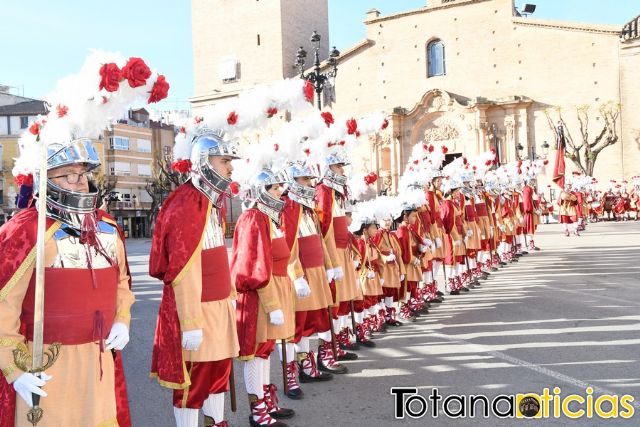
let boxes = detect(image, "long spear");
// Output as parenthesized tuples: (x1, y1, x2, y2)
(25, 135, 53, 425)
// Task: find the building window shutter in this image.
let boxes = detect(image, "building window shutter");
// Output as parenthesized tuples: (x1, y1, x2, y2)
(427, 40, 446, 77)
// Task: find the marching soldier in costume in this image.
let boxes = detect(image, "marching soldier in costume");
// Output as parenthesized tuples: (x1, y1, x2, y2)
(231, 168, 296, 427)
(373, 204, 406, 328)
(281, 161, 346, 385)
(440, 178, 466, 295)
(0, 138, 135, 427)
(0, 50, 167, 426)
(150, 130, 240, 427)
(558, 183, 580, 237)
(394, 204, 423, 319)
(315, 150, 360, 361)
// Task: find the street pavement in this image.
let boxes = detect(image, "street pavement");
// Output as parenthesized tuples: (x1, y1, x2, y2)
(123, 220, 640, 426)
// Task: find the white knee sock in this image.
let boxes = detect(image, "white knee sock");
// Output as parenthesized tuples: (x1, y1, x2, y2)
(261, 356, 270, 387)
(295, 336, 310, 354)
(243, 358, 264, 397)
(432, 260, 442, 277)
(384, 296, 394, 308)
(277, 342, 296, 362)
(202, 393, 225, 423)
(173, 407, 199, 427)
(317, 330, 332, 342)
(354, 311, 365, 323)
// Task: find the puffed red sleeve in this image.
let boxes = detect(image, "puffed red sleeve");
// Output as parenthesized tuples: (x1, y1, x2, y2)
(230, 210, 272, 293)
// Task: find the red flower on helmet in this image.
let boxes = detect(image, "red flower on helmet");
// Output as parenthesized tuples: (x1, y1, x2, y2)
(428, 145, 435, 153)
(229, 181, 240, 195)
(179, 126, 186, 133)
(463, 157, 468, 165)
(381, 118, 389, 130)
(227, 111, 238, 125)
(485, 160, 492, 166)
(303, 148, 311, 156)
(56, 104, 69, 118)
(346, 118, 358, 135)
(364, 172, 378, 185)
(14, 174, 33, 186)
(194, 116, 203, 124)
(28, 122, 41, 136)
(321, 111, 334, 127)
(543, 160, 549, 165)
(274, 144, 279, 151)
(98, 63, 122, 92)
(303, 80, 314, 102)
(122, 57, 152, 88)
(441, 146, 448, 154)
(413, 160, 419, 165)
(338, 140, 346, 146)
(171, 159, 192, 173)
(148, 75, 170, 103)
(267, 107, 278, 118)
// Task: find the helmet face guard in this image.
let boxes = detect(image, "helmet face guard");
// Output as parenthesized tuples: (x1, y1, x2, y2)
(286, 161, 319, 209)
(190, 131, 241, 205)
(34, 138, 101, 230)
(249, 168, 288, 224)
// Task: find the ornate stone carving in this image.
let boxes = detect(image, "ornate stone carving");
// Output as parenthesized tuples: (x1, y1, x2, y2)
(423, 121, 460, 143)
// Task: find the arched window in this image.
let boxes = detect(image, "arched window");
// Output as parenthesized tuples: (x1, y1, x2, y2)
(427, 39, 446, 77)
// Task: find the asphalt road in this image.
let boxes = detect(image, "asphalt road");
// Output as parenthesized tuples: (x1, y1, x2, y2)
(122, 220, 640, 426)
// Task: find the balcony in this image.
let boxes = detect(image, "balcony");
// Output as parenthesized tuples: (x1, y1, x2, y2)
(622, 15, 640, 41)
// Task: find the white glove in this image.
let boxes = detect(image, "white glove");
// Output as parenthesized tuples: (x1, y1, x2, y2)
(294, 277, 311, 298)
(423, 238, 433, 247)
(380, 278, 385, 285)
(499, 224, 506, 232)
(366, 270, 375, 279)
(400, 274, 405, 281)
(333, 266, 344, 281)
(105, 322, 130, 351)
(412, 257, 421, 266)
(535, 210, 542, 215)
(353, 260, 361, 269)
(14, 372, 52, 407)
(182, 329, 203, 351)
(464, 236, 469, 245)
(435, 237, 442, 248)
(385, 254, 396, 263)
(466, 229, 473, 238)
(454, 240, 462, 247)
(231, 299, 237, 310)
(419, 245, 428, 253)
(269, 309, 285, 326)
(326, 268, 335, 282)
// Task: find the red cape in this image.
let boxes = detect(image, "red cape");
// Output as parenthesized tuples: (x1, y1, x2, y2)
(149, 181, 212, 389)
(0, 207, 132, 427)
(230, 209, 272, 358)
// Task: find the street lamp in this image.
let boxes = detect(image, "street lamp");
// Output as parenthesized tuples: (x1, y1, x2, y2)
(296, 31, 340, 110)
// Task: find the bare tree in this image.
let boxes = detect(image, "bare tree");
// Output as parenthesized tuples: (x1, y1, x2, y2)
(95, 174, 117, 211)
(544, 102, 620, 176)
(145, 156, 187, 229)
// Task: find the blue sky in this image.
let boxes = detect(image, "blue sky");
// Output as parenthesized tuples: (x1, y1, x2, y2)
(1, 1, 637, 110)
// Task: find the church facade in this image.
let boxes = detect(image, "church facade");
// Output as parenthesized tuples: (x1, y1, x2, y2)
(191, 0, 640, 194)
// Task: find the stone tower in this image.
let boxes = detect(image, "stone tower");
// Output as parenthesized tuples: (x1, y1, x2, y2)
(191, 0, 329, 111)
